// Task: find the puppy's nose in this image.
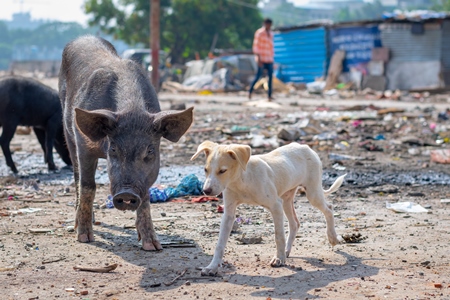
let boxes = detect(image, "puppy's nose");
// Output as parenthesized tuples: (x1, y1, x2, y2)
(203, 187, 213, 195)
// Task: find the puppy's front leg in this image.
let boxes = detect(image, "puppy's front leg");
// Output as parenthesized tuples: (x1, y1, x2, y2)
(269, 200, 287, 267)
(202, 201, 237, 276)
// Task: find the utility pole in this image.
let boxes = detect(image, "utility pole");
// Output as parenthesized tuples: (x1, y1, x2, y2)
(150, 0, 160, 91)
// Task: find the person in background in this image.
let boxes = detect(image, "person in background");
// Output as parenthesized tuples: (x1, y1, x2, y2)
(248, 18, 274, 101)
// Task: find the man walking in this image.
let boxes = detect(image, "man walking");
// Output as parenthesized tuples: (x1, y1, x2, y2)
(248, 18, 274, 101)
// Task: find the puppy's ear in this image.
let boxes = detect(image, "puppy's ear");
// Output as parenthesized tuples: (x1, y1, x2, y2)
(191, 141, 218, 161)
(227, 145, 251, 171)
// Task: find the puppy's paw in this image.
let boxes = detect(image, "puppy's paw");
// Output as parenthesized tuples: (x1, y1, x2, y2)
(269, 257, 285, 267)
(328, 234, 344, 246)
(285, 249, 291, 258)
(201, 265, 219, 276)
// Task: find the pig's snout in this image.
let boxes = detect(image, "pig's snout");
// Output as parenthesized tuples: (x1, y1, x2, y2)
(113, 190, 141, 211)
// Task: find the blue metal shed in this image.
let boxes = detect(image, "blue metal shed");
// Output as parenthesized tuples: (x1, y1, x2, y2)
(274, 26, 328, 83)
(328, 24, 381, 72)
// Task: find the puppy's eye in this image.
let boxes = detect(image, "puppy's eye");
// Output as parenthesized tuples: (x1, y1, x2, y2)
(218, 169, 227, 174)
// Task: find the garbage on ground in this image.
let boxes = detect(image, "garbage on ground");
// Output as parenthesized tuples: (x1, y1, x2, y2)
(342, 233, 367, 243)
(329, 153, 365, 161)
(430, 149, 450, 164)
(306, 81, 326, 94)
(150, 174, 204, 203)
(251, 134, 279, 148)
(235, 233, 263, 245)
(386, 201, 428, 213)
(369, 185, 399, 194)
(103, 174, 205, 207)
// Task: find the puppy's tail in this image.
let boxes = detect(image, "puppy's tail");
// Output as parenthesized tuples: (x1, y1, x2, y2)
(323, 174, 347, 196)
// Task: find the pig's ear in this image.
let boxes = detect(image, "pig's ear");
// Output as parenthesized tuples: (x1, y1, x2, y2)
(227, 145, 251, 171)
(75, 108, 117, 142)
(191, 141, 218, 161)
(153, 107, 194, 142)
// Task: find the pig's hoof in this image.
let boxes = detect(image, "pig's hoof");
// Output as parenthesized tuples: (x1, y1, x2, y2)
(269, 257, 285, 267)
(142, 240, 163, 251)
(201, 266, 218, 276)
(78, 233, 95, 243)
(48, 163, 57, 171)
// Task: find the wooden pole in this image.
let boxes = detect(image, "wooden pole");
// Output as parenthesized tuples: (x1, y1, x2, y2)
(150, 0, 160, 91)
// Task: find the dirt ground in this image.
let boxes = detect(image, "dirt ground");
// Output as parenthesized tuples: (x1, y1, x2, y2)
(1, 84, 450, 300)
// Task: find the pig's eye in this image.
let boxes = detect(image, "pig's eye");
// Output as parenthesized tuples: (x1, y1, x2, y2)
(147, 147, 155, 156)
(109, 145, 116, 153)
(204, 168, 208, 173)
(218, 169, 227, 174)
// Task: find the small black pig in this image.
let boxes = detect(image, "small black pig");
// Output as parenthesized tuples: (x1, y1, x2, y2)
(0, 76, 72, 173)
(59, 36, 193, 250)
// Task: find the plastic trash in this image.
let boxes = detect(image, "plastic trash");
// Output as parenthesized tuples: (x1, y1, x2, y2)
(165, 174, 204, 200)
(430, 149, 450, 164)
(18, 208, 42, 214)
(105, 195, 114, 208)
(334, 141, 350, 150)
(329, 153, 363, 161)
(314, 131, 337, 141)
(386, 202, 428, 213)
(306, 81, 325, 94)
(149, 187, 169, 203)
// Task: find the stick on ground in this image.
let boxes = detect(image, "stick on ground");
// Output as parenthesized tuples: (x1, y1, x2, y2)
(163, 268, 187, 286)
(73, 263, 118, 273)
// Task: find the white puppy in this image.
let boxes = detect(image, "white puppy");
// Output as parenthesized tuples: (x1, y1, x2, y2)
(191, 141, 346, 276)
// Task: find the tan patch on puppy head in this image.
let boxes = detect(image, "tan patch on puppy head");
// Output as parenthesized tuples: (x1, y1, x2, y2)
(191, 140, 218, 161)
(226, 144, 251, 171)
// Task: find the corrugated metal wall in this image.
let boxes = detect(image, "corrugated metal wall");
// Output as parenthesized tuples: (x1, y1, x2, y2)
(380, 23, 442, 61)
(442, 20, 450, 86)
(328, 25, 381, 72)
(274, 27, 327, 83)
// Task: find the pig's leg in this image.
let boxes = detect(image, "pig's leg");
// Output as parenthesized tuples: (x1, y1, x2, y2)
(0, 120, 19, 173)
(136, 194, 162, 251)
(75, 151, 98, 243)
(44, 118, 58, 171)
(33, 128, 47, 163)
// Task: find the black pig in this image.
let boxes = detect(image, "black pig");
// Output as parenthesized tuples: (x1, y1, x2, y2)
(59, 36, 193, 250)
(0, 76, 72, 173)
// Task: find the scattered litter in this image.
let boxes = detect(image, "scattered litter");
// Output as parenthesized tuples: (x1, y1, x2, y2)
(73, 263, 118, 273)
(0, 265, 16, 272)
(29, 228, 53, 234)
(149, 174, 204, 203)
(386, 202, 428, 213)
(342, 233, 367, 243)
(430, 149, 450, 164)
(42, 256, 66, 264)
(251, 135, 279, 148)
(329, 153, 364, 161)
(164, 268, 187, 286)
(332, 163, 346, 171)
(18, 208, 43, 214)
(191, 196, 219, 203)
(369, 185, 399, 194)
(105, 195, 114, 208)
(236, 234, 263, 245)
(440, 199, 450, 204)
